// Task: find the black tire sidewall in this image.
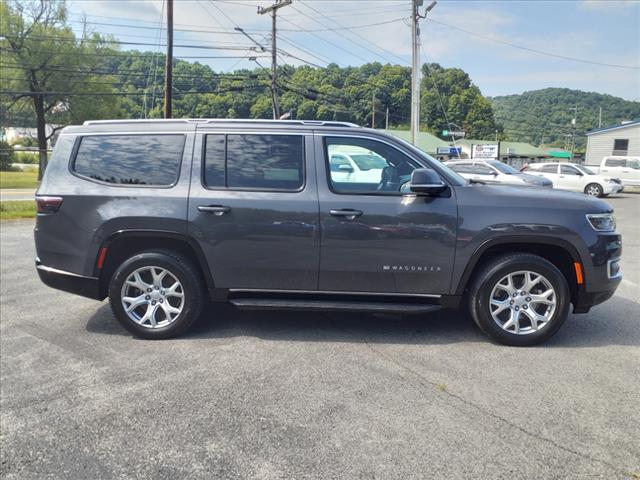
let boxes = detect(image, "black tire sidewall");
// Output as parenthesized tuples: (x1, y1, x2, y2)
(108, 252, 202, 339)
(471, 256, 570, 346)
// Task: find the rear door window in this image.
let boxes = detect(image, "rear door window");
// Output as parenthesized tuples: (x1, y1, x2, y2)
(203, 134, 304, 191)
(73, 134, 185, 186)
(604, 158, 625, 167)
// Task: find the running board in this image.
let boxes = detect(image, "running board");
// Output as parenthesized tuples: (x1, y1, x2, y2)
(229, 298, 441, 314)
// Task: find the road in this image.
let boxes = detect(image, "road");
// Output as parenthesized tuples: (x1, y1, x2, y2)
(1, 195, 639, 479)
(0, 189, 35, 202)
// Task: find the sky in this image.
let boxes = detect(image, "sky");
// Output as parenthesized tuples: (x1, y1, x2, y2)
(66, 0, 640, 100)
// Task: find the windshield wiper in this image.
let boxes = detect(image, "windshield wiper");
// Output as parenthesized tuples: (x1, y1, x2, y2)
(468, 178, 486, 185)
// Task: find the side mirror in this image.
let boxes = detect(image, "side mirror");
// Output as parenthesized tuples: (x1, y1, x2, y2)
(492, 171, 499, 176)
(338, 164, 354, 173)
(409, 168, 447, 195)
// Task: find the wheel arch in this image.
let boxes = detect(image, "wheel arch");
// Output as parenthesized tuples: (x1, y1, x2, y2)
(455, 237, 582, 303)
(96, 230, 215, 298)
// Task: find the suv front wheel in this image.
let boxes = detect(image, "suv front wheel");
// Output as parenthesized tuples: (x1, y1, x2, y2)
(469, 253, 570, 346)
(108, 250, 205, 339)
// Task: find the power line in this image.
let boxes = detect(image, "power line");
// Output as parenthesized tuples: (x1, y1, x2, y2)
(427, 18, 640, 70)
(0, 34, 256, 51)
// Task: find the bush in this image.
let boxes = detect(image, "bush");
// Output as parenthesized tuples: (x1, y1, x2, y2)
(0, 141, 15, 171)
(13, 151, 39, 164)
(10, 136, 38, 148)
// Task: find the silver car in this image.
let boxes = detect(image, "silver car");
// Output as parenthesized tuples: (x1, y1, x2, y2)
(445, 160, 553, 188)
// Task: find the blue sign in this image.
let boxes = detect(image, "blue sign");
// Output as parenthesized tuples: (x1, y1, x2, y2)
(437, 147, 461, 155)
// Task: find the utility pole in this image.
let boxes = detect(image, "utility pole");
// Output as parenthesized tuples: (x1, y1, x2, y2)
(258, 0, 292, 119)
(570, 106, 578, 161)
(599, 106, 602, 128)
(386, 107, 389, 129)
(410, 1, 436, 144)
(371, 91, 376, 128)
(163, 0, 173, 118)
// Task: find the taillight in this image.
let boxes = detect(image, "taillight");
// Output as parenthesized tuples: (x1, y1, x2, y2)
(36, 196, 63, 214)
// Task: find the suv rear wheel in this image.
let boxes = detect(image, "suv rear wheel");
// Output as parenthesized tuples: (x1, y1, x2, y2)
(108, 250, 205, 339)
(469, 253, 570, 346)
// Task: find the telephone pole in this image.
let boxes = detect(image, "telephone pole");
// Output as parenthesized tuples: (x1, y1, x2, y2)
(163, 0, 173, 118)
(411, 1, 436, 144)
(371, 91, 376, 128)
(258, 0, 292, 119)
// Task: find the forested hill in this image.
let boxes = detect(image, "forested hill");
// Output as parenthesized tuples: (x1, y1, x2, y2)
(490, 88, 640, 149)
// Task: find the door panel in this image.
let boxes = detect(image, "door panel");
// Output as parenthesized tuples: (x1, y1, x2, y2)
(315, 134, 458, 295)
(188, 132, 319, 290)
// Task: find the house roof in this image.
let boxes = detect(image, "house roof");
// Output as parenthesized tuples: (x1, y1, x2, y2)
(383, 129, 450, 153)
(547, 149, 572, 158)
(586, 119, 640, 136)
(452, 139, 550, 157)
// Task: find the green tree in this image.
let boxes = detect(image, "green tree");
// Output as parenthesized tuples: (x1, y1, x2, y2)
(0, 0, 124, 178)
(0, 140, 14, 170)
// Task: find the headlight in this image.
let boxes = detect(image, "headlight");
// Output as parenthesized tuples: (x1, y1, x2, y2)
(586, 213, 616, 232)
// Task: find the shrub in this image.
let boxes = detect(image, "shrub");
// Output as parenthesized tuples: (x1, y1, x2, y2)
(13, 151, 39, 164)
(0, 141, 15, 171)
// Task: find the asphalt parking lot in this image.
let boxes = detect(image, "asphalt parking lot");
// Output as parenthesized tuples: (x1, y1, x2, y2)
(1, 194, 639, 479)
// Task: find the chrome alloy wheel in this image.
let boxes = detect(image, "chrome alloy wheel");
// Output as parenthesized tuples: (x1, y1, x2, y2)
(489, 270, 557, 335)
(585, 185, 601, 196)
(120, 266, 184, 329)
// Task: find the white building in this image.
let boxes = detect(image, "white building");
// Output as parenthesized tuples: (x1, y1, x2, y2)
(585, 120, 640, 166)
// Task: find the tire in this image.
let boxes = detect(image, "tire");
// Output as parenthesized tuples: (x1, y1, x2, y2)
(468, 253, 570, 346)
(584, 183, 604, 197)
(108, 250, 205, 339)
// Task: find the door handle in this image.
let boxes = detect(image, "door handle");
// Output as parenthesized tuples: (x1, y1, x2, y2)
(198, 205, 230, 216)
(330, 209, 363, 220)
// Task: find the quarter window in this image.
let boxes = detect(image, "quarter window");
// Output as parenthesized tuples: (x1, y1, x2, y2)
(540, 164, 558, 173)
(73, 134, 184, 186)
(203, 134, 304, 191)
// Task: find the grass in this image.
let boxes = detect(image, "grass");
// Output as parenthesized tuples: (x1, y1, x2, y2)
(0, 200, 36, 220)
(0, 171, 39, 189)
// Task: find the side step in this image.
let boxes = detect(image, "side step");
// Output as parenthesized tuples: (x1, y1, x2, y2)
(229, 298, 441, 314)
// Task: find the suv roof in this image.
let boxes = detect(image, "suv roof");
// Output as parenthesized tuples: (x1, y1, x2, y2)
(82, 119, 360, 128)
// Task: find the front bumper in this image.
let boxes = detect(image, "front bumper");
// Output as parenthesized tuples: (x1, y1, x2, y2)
(572, 232, 622, 313)
(36, 258, 103, 300)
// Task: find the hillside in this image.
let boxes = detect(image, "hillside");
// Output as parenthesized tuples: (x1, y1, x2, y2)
(491, 88, 640, 150)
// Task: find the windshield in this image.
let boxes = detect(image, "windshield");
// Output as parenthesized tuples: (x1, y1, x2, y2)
(627, 159, 640, 170)
(486, 160, 518, 175)
(574, 165, 596, 175)
(350, 154, 388, 171)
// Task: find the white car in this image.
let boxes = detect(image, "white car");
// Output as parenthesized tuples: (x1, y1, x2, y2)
(328, 150, 387, 184)
(524, 162, 623, 197)
(594, 156, 640, 187)
(445, 159, 553, 188)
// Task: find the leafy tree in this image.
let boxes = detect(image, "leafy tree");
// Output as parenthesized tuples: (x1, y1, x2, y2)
(491, 88, 640, 149)
(0, 140, 14, 170)
(0, 0, 124, 178)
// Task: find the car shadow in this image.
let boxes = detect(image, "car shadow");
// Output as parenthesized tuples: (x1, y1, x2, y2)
(86, 295, 640, 348)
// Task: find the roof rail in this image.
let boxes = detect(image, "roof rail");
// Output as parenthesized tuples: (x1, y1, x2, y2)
(83, 118, 360, 127)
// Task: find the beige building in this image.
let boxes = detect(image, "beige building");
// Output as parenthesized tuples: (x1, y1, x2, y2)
(585, 120, 640, 166)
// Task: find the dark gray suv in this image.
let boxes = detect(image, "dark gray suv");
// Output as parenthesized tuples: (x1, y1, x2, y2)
(35, 119, 622, 345)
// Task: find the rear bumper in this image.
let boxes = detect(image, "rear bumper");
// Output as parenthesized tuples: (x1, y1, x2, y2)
(36, 258, 103, 300)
